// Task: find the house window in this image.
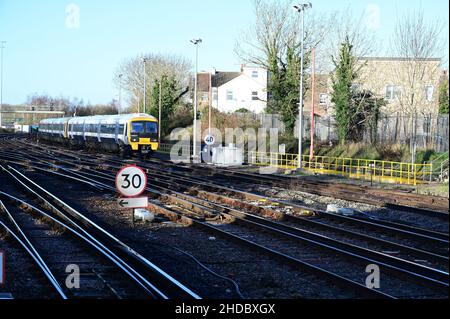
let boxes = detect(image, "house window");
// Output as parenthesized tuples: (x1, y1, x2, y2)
(251, 91, 258, 100)
(202, 93, 208, 101)
(425, 85, 434, 102)
(252, 71, 258, 78)
(226, 90, 233, 100)
(319, 93, 327, 105)
(212, 88, 218, 101)
(385, 85, 402, 100)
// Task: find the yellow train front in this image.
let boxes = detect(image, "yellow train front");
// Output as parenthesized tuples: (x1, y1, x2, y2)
(127, 115, 159, 158)
(39, 113, 159, 159)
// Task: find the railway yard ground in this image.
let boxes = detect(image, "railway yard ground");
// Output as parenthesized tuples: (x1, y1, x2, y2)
(0, 133, 448, 301)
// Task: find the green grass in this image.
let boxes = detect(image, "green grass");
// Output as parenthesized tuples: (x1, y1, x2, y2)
(414, 150, 448, 164)
(312, 142, 448, 164)
(417, 182, 449, 197)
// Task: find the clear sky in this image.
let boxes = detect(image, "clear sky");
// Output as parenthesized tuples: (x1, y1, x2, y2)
(0, 0, 448, 105)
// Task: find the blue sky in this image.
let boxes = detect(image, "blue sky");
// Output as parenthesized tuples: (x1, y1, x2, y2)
(0, 0, 448, 105)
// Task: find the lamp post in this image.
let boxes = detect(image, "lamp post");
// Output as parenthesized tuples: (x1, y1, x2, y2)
(143, 57, 148, 114)
(190, 38, 202, 159)
(158, 77, 162, 144)
(0, 41, 6, 128)
(118, 73, 123, 115)
(293, 3, 312, 170)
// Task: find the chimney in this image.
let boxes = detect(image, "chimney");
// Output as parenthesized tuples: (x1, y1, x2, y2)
(210, 67, 216, 75)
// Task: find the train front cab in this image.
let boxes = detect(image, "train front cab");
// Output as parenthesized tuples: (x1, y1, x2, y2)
(127, 117, 159, 156)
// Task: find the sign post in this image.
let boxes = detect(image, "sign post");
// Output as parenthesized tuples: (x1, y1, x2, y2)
(204, 134, 215, 146)
(203, 135, 215, 164)
(115, 165, 148, 225)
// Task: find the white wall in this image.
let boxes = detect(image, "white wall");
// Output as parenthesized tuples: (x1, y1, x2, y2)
(213, 67, 267, 113)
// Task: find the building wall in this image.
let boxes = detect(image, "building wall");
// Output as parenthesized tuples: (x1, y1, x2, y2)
(213, 67, 267, 113)
(356, 58, 442, 115)
(0, 105, 65, 127)
(303, 74, 332, 117)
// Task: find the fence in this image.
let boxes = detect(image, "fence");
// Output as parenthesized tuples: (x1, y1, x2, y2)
(159, 142, 433, 185)
(248, 151, 432, 186)
(236, 113, 449, 152)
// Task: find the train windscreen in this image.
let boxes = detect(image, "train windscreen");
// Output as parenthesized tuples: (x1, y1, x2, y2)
(131, 121, 158, 139)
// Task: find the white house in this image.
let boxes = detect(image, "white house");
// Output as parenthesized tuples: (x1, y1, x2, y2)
(198, 65, 268, 114)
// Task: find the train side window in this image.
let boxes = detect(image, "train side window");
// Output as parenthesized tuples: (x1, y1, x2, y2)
(119, 124, 124, 134)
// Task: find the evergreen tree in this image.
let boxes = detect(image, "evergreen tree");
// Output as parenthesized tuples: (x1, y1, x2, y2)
(331, 37, 358, 143)
(438, 79, 449, 114)
(150, 75, 177, 138)
(266, 45, 310, 135)
(348, 90, 384, 143)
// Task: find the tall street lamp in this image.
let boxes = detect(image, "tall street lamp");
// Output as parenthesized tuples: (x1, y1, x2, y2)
(118, 73, 123, 115)
(293, 3, 312, 170)
(190, 38, 202, 159)
(0, 41, 6, 128)
(143, 57, 148, 114)
(158, 76, 163, 144)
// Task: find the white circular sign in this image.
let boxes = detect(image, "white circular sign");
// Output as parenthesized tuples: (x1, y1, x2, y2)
(204, 134, 215, 146)
(115, 165, 148, 197)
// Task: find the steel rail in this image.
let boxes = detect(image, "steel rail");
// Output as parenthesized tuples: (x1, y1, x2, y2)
(14, 157, 394, 299)
(143, 165, 449, 245)
(51, 164, 448, 296)
(4, 145, 447, 249)
(145, 180, 449, 291)
(146, 174, 449, 264)
(0, 190, 164, 299)
(0, 204, 67, 299)
(2, 165, 200, 299)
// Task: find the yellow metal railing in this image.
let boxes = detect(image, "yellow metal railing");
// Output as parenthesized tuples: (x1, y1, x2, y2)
(248, 152, 433, 186)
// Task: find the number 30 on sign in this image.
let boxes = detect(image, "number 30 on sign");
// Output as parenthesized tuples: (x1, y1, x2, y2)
(115, 165, 148, 197)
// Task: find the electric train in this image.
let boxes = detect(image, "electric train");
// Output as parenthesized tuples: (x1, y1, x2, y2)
(38, 113, 159, 158)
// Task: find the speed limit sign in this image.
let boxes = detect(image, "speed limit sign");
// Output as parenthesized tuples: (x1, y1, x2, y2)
(115, 165, 148, 197)
(204, 134, 215, 146)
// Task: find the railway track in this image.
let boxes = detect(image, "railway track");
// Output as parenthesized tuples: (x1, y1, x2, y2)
(0, 139, 448, 298)
(0, 162, 201, 299)
(214, 164, 448, 210)
(14, 140, 448, 230)
(161, 161, 449, 217)
(0, 137, 448, 298)
(25, 165, 450, 298)
(8, 140, 449, 251)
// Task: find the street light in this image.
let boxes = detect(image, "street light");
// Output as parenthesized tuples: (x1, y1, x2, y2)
(158, 75, 163, 144)
(142, 57, 148, 114)
(293, 3, 312, 170)
(190, 38, 202, 160)
(0, 41, 6, 128)
(118, 74, 123, 115)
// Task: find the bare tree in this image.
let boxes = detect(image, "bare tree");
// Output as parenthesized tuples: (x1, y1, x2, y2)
(320, 6, 379, 74)
(235, 0, 333, 70)
(392, 9, 444, 115)
(113, 53, 192, 113)
(391, 8, 444, 163)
